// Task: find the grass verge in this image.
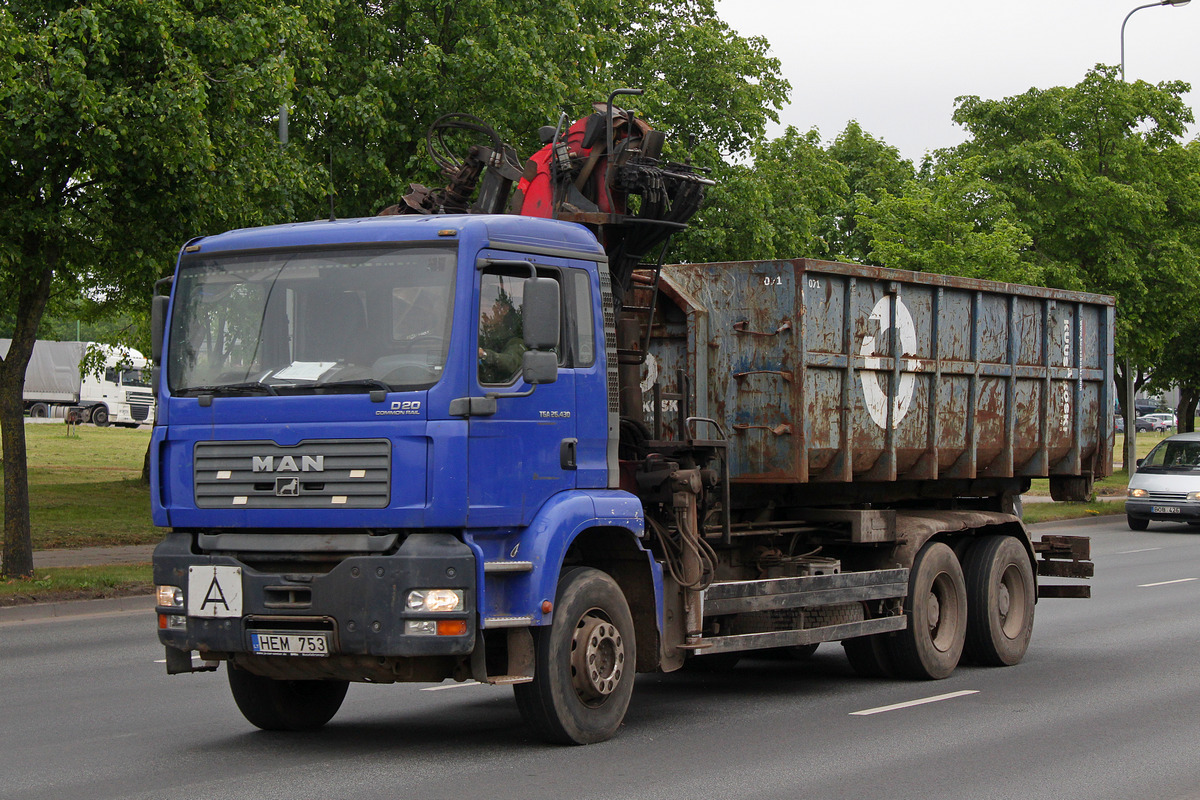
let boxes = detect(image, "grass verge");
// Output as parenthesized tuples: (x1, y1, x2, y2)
(1022, 499, 1124, 524)
(0, 564, 152, 607)
(0, 423, 161, 549)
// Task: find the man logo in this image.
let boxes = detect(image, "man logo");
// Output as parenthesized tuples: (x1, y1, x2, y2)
(252, 455, 324, 472)
(275, 477, 300, 497)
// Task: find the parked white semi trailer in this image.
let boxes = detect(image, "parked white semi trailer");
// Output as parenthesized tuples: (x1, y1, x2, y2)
(0, 339, 155, 427)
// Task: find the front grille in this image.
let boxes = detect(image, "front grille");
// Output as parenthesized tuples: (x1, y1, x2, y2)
(127, 391, 153, 421)
(195, 439, 390, 509)
(1145, 491, 1189, 502)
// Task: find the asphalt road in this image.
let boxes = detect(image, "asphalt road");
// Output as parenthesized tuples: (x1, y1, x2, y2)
(4, 517, 1200, 800)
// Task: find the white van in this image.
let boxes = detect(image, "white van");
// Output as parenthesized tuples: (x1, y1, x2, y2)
(1125, 432, 1200, 530)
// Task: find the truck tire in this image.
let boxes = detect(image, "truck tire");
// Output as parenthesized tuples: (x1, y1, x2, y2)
(887, 541, 966, 680)
(226, 664, 348, 731)
(962, 535, 1035, 666)
(842, 635, 894, 678)
(513, 567, 636, 744)
(1127, 515, 1149, 531)
(90, 405, 110, 427)
(29, 403, 49, 418)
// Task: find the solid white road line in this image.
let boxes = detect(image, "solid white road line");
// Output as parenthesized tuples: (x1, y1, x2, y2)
(1117, 547, 1162, 554)
(850, 690, 979, 717)
(1138, 577, 1198, 588)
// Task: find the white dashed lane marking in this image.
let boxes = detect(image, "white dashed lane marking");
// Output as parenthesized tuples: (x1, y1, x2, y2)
(1139, 577, 1198, 588)
(850, 690, 979, 716)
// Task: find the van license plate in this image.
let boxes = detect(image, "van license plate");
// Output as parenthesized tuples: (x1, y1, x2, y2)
(1152, 506, 1182, 514)
(250, 631, 330, 656)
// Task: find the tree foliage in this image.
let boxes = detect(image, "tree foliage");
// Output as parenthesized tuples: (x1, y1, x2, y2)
(949, 66, 1200, 379)
(856, 156, 1038, 283)
(0, 0, 788, 578)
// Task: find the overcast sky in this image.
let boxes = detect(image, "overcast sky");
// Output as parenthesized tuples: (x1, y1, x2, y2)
(715, 0, 1199, 162)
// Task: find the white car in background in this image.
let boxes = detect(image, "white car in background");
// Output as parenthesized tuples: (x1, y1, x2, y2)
(1126, 432, 1200, 530)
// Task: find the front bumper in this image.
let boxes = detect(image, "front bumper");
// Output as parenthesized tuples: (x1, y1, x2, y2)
(1124, 499, 1200, 523)
(153, 532, 476, 658)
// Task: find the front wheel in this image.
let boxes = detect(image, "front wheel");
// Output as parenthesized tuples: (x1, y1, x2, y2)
(1127, 515, 1150, 531)
(227, 664, 348, 731)
(513, 567, 636, 744)
(963, 535, 1035, 666)
(887, 541, 967, 680)
(90, 405, 110, 427)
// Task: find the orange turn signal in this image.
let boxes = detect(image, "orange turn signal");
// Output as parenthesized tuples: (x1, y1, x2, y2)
(436, 619, 467, 636)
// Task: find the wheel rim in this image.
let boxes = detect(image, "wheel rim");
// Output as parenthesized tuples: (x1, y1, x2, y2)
(927, 572, 961, 653)
(570, 611, 625, 706)
(998, 563, 1027, 639)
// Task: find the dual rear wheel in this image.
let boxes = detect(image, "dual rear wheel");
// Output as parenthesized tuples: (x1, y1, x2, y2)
(844, 535, 1035, 680)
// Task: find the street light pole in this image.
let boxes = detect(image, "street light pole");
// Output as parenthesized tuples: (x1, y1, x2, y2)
(1121, 0, 1191, 81)
(1118, 0, 1190, 474)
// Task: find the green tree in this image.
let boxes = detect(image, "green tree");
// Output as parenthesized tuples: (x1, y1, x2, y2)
(950, 66, 1200, 411)
(677, 127, 847, 263)
(856, 156, 1039, 283)
(284, 0, 790, 220)
(0, 0, 330, 578)
(822, 121, 914, 264)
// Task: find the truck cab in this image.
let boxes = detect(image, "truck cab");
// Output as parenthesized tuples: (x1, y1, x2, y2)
(152, 213, 655, 741)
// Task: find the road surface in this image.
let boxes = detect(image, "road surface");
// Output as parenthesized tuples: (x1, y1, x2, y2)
(3, 517, 1199, 800)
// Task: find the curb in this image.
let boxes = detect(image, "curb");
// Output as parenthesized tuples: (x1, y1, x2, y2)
(0, 593, 155, 625)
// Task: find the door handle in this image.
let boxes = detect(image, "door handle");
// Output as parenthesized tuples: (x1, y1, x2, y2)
(560, 438, 578, 470)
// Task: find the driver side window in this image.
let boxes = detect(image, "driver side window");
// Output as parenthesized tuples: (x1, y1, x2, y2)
(478, 272, 528, 385)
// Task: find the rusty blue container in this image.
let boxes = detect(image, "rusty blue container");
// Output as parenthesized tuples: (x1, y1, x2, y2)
(639, 259, 1115, 496)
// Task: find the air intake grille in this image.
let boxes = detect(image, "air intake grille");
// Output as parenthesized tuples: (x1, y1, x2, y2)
(194, 439, 390, 509)
(127, 391, 153, 421)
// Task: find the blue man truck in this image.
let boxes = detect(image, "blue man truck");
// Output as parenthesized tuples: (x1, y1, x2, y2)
(152, 100, 1104, 744)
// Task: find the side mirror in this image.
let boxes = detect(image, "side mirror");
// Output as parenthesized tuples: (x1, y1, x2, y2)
(522, 350, 558, 385)
(522, 276, 560, 350)
(151, 295, 169, 365)
(1136, 458, 1144, 467)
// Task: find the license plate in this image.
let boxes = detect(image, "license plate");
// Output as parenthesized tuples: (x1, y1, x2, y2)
(250, 631, 330, 656)
(1152, 506, 1182, 514)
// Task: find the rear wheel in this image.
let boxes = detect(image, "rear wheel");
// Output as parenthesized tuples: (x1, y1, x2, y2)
(887, 541, 967, 680)
(28, 403, 49, 418)
(226, 664, 348, 731)
(514, 567, 635, 744)
(963, 535, 1035, 666)
(1127, 515, 1149, 531)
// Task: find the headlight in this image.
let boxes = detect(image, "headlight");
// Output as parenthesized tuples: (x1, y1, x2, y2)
(406, 589, 463, 613)
(1187, 492, 1200, 502)
(156, 585, 184, 608)
(1128, 488, 1148, 498)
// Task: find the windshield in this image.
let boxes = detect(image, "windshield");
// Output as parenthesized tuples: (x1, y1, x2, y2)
(1138, 439, 1200, 472)
(167, 245, 456, 395)
(121, 368, 151, 388)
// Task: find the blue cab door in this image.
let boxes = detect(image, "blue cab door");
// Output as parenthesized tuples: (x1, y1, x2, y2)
(466, 259, 588, 527)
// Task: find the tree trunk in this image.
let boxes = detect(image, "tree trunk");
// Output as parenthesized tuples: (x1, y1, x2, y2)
(142, 439, 152, 485)
(1, 259, 54, 579)
(1180, 390, 1199, 433)
(0, 379, 34, 578)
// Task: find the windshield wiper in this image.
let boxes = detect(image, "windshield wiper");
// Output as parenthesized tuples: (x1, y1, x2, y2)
(312, 379, 392, 394)
(177, 381, 279, 397)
